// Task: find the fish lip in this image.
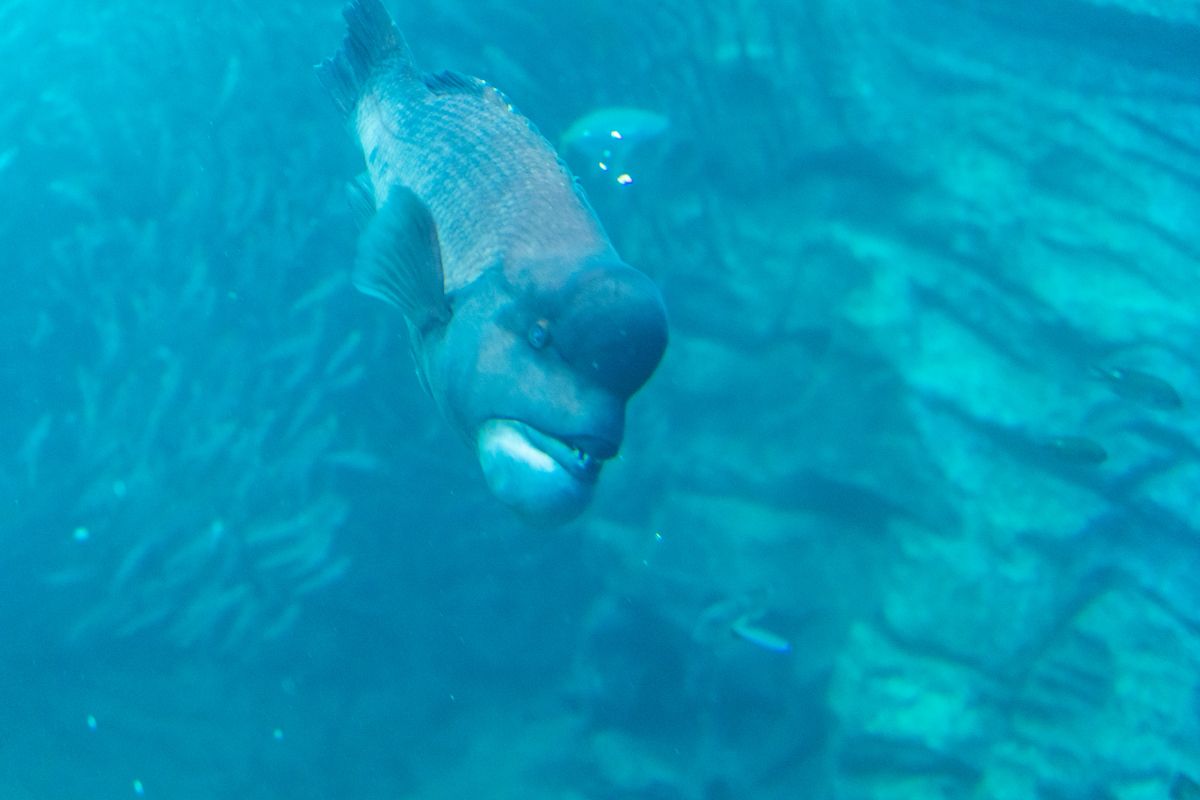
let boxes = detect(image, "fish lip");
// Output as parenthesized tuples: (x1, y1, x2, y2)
(502, 420, 609, 483)
(476, 420, 598, 525)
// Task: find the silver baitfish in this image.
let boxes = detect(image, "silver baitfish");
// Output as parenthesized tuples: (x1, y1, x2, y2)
(317, 0, 668, 524)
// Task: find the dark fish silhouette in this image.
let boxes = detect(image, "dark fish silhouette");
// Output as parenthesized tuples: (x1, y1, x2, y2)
(317, 0, 668, 524)
(1091, 365, 1183, 410)
(1172, 773, 1200, 800)
(1037, 435, 1108, 465)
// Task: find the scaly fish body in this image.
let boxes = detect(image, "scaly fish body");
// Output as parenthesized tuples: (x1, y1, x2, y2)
(319, 1, 668, 524)
(355, 71, 612, 291)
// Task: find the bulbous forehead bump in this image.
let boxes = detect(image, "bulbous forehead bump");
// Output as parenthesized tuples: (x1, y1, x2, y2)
(549, 262, 668, 396)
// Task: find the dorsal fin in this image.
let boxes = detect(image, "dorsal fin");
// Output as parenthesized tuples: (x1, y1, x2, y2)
(422, 69, 485, 95)
(353, 186, 451, 333)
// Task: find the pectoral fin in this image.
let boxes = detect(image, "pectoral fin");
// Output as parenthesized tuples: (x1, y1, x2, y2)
(353, 185, 451, 333)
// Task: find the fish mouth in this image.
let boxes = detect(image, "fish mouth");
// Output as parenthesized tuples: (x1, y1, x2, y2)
(475, 419, 613, 525)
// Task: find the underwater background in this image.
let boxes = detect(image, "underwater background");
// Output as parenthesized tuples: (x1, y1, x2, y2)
(2, 0, 1199, 797)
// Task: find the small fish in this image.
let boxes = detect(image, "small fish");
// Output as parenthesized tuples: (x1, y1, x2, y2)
(324, 449, 383, 472)
(1037, 435, 1107, 465)
(42, 565, 99, 587)
(214, 55, 242, 116)
(731, 612, 792, 654)
(1171, 772, 1200, 800)
(317, 0, 668, 524)
(324, 330, 363, 377)
(560, 106, 670, 153)
(326, 363, 366, 392)
(1091, 365, 1183, 410)
(290, 273, 348, 314)
(18, 412, 53, 485)
(560, 106, 669, 186)
(294, 555, 352, 596)
(262, 603, 303, 641)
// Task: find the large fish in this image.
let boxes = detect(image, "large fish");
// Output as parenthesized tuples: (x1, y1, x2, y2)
(317, 0, 668, 524)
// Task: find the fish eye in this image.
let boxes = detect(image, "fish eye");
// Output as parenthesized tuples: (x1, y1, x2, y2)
(527, 319, 551, 349)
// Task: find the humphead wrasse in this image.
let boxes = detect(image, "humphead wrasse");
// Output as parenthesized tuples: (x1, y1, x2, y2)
(318, 0, 668, 524)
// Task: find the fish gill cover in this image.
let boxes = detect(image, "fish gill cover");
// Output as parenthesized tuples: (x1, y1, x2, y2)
(0, 0, 1198, 798)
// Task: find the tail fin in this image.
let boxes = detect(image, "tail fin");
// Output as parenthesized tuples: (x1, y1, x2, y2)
(316, 0, 414, 116)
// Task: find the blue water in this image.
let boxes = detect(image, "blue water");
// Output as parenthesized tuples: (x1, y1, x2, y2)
(3, 1, 1199, 798)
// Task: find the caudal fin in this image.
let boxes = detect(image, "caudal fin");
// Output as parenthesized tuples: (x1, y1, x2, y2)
(316, 0, 414, 116)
